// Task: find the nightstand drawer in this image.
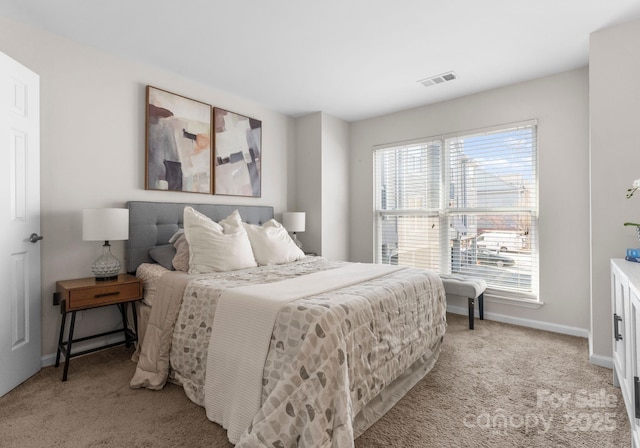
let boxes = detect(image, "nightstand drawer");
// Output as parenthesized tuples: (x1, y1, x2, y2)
(66, 282, 141, 311)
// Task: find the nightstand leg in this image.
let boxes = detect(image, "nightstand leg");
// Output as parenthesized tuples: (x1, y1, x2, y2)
(118, 303, 130, 347)
(62, 311, 77, 382)
(55, 311, 67, 368)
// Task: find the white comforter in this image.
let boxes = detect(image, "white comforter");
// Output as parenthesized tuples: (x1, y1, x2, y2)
(132, 257, 447, 448)
(205, 263, 405, 444)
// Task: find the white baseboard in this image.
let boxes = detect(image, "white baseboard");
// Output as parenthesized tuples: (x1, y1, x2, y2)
(586, 330, 614, 369)
(446, 304, 589, 338)
(41, 334, 126, 368)
(589, 353, 613, 369)
(41, 352, 57, 367)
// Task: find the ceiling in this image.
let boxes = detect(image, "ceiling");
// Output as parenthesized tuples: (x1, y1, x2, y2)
(1, 0, 640, 122)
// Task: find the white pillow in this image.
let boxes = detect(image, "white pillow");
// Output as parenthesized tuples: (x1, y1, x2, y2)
(183, 207, 257, 273)
(243, 219, 306, 265)
(171, 234, 190, 272)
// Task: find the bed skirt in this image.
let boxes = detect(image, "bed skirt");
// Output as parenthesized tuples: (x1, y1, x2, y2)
(353, 337, 442, 437)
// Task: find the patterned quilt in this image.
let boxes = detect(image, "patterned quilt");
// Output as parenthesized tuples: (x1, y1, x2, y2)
(163, 257, 446, 447)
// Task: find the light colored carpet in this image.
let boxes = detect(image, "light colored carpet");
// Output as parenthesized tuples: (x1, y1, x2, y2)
(0, 313, 630, 447)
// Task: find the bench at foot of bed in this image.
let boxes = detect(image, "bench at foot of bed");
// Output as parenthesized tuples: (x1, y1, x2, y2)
(439, 275, 487, 330)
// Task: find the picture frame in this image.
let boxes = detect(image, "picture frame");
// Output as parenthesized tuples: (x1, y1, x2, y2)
(145, 86, 212, 194)
(213, 107, 262, 197)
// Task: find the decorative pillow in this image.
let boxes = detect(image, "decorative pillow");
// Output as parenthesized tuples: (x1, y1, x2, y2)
(172, 234, 190, 272)
(168, 228, 184, 244)
(243, 219, 305, 265)
(183, 206, 257, 273)
(218, 209, 245, 233)
(149, 244, 176, 271)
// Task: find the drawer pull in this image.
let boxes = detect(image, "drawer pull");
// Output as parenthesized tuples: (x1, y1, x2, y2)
(95, 291, 120, 299)
(614, 314, 623, 341)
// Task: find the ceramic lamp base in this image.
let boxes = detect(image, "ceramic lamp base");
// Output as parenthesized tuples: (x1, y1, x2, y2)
(90, 241, 121, 280)
(292, 233, 303, 250)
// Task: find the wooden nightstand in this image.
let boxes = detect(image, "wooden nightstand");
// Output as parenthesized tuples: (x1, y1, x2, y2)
(54, 274, 143, 381)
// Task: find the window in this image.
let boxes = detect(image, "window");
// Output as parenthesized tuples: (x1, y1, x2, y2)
(374, 121, 538, 300)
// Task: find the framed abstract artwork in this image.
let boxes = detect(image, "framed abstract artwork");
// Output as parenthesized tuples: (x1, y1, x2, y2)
(213, 108, 262, 197)
(145, 86, 212, 194)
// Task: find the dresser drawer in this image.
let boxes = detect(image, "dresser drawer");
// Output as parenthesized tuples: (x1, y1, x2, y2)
(65, 282, 142, 311)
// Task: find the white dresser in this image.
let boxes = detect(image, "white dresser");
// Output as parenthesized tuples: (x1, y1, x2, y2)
(611, 258, 640, 447)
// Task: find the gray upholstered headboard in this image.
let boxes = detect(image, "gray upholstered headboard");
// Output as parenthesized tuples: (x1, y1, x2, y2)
(126, 201, 274, 274)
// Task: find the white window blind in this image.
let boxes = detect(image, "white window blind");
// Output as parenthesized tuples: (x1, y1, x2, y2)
(374, 121, 538, 299)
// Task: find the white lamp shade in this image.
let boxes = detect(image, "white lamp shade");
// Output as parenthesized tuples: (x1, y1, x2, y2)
(282, 212, 305, 233)
(82, 208, 129, 241)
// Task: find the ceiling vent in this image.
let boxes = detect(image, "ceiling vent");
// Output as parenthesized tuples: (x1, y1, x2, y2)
(418, 71, 458, 87)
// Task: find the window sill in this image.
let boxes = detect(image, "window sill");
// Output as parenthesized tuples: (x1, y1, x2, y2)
(484, 290, 543, 309)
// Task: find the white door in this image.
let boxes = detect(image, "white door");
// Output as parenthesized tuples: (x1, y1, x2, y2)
(0, 51, 41, 397)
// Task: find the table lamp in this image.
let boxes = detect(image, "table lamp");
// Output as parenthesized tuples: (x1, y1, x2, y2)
(82, 208, 129, 281)
(283, 212, 305, 250)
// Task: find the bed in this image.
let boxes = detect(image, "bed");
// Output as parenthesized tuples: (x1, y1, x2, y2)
(126, 200, 447, 447)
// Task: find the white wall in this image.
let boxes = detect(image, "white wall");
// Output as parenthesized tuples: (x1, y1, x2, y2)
(294, 113, 322, 254)
(350, 68, 591, 333)
(0, 16, 296, 359)
(321, 113, 350, 261)
(590, 19, 640, 361)
(294, 112, 350, 260)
